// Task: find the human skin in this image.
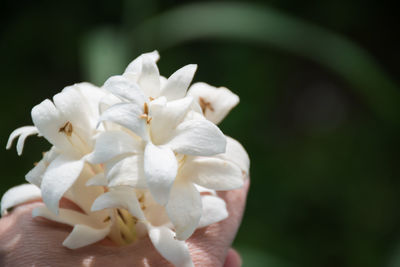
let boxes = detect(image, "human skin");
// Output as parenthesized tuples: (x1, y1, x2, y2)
(0, 179, 249, 267)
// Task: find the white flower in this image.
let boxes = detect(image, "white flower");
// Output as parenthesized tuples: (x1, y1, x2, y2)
(2, 51, 250, 267)
(6, 82, 107, 214)
(95, 55, 228, 209)
(187, 81, 250, 176)
(86, 52, 249, 240)
(90, 99, 229, 240)
(104, 50, 197, 103)
(187, 82, 240, 125)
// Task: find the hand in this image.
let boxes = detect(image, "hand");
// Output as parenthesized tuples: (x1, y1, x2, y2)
(0, 179, 249, 267)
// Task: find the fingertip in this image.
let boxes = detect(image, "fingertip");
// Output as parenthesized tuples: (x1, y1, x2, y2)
(223, 248, 242, 267)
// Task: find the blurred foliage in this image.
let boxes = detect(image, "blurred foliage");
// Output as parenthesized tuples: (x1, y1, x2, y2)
(1, 1, 399, 267)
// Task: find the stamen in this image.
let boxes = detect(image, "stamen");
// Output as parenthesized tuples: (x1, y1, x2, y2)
(59, 121, 73, 136)
(120, 232, 127, 242)
(199, 97, 214, 113)
(139, 103, 152, 124)
(117, 209, 126, 224)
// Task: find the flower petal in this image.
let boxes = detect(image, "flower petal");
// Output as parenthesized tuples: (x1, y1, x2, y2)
(63, 224, 111, 249)
(194, 184, 216, 195)
(217, 136, 250, 176)
(65, 165, 106, 215)
(137, 55, 160, 98)
(86, 173, 108, 186)
(1, 184, 41, 216)
(187, 82, 239, 124)
(140, 192, 170, 227)
(124, 50, 160, 75)
(167, 120, 226, 156)
(75, 82, 107, 121)
(91, 187, 145, 220)
(41, 154, 84, 214)
(6, 126, 38, 155)
(33, 206, 110, 245)
(144, 143, 177, 206)
(53, 85, 96, 147)
(99, 103, 148, 141)
(31, 99, 73, 153)
(103, 75, 146, 104)
(32, 205, 104, 227)
(98, 94, 124, 131)
(160, 64, 197, 101)
(150, 97, 193, 145)
(25, 147, 59, 187)
(181, 157, 243, 190)
(25, 160, 46, 187)
(198, 195, 228, 228)
(105, 155, 147, 188)
(16, 128, 39, 156)
(148, 225, 194, 267)
(166, 179, 201, 240)
(86, 131, 143, 164)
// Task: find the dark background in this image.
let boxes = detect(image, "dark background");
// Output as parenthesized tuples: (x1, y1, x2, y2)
(1, 1, 399, 266)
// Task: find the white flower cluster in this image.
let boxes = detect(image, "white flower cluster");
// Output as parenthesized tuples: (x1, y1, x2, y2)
(1, 51, 249, 267)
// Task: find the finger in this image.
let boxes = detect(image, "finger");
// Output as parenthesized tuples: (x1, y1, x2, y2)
(188, 178, 250, 266)
(0, 201, 171, 266)
(223, 248, 242, 267)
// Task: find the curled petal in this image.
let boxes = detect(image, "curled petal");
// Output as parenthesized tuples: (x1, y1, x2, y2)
(25, 147, 59, 187)
(41, 155, 84, 214)
(1, 184, 41, 216)
(6, 126, 39, 155)
(32, 206, 104, 228)
(167, 120, 226, 156)
(91, 187, 144, 220)
(166, 180, 201, 240)
(160, 64, 197, 101)
(86, 131, 143, 164)
(198, 195, 228, 228)
(99, 103, 148, 141)
(148, 225, 194, 267)
(217, 136, 250, 176)
(63, 224, 111, 249)
(33, 206, 111, 247)
(144, 143, 177, 205)
(53, 85, 95, 146)
(187, 82, 239, 124)
(181, 157, 243, 190)
(25, 160, 46, 187)
(31, 99, 73, 153)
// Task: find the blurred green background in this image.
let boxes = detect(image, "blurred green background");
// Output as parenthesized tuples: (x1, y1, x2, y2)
(1, 1, 399, 266)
